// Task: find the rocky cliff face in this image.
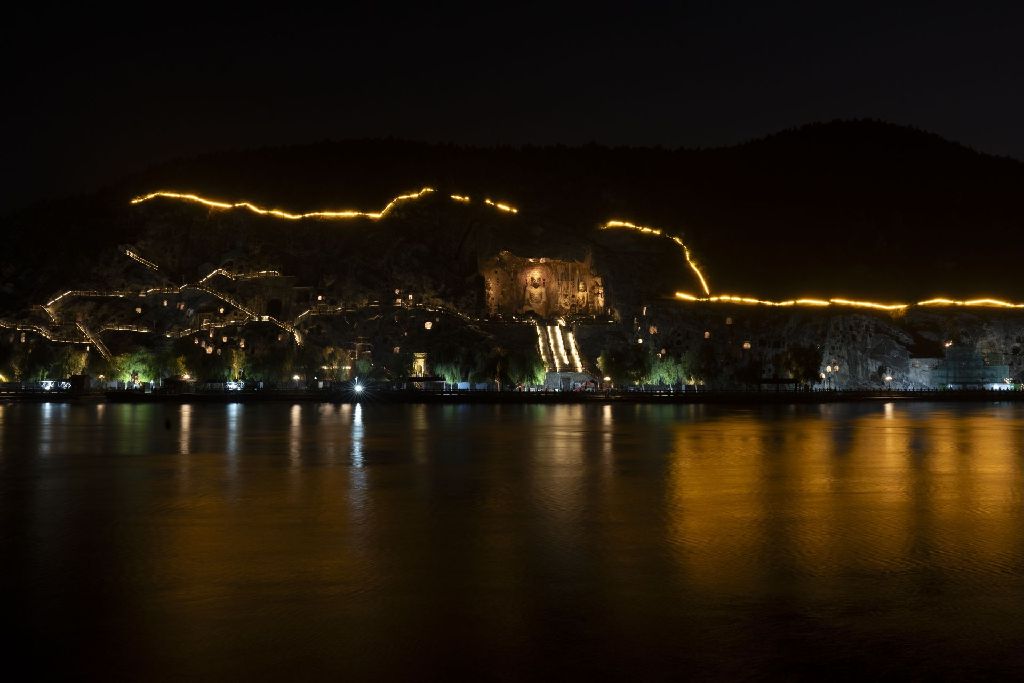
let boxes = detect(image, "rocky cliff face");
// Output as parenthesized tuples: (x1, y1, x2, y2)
(4, 123, 1024, 385)
(637, 303, 1024, 389)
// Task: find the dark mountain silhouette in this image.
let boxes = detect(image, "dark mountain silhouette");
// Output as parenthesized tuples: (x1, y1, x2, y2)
(3, 119, 1022, 315)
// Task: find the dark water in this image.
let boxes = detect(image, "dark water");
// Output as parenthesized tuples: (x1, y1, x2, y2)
(3, 401, 1024, 680)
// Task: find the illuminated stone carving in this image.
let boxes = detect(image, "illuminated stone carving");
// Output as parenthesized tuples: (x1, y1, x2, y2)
(480, 251, 605, 319)
(523, 271, 549, 317)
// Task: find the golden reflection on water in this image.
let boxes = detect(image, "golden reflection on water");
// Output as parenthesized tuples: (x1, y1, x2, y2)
(351, 403, 364, 468)
(179, 404, 191, 455)
(7, 402, 1024, 678)
(288, 403, 301, 464)
(666, 405, 1024, 596)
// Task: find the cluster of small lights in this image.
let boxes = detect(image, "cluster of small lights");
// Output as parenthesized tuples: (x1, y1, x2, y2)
(35, 266, 302, 354)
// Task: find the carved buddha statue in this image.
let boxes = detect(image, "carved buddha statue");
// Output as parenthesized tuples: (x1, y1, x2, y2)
(522, 272, 548, 317)
(575, 280, 589, 310)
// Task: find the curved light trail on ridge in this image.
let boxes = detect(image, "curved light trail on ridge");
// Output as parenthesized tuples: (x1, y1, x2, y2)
(130, 187, 1024, 311)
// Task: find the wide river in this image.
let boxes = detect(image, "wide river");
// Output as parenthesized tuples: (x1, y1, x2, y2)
(3, 401, 1024, 679)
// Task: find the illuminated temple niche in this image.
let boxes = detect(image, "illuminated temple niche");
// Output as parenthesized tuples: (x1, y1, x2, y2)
(480, 251, 604, 319)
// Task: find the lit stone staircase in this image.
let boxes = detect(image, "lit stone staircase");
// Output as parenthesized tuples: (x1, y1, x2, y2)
(534, 323, 583, 373)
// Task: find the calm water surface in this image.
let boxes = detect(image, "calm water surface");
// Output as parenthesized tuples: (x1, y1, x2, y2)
(3, 401, 1024, 679)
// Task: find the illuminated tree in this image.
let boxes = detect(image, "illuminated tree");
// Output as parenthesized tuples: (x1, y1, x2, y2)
(110, 350, 157, 383)
(229, 349, 247, 380)
(646, 354, 687, 386)
(320, 346, 348, 380)
(506, 348, 546, 387)
(54, 347, 88, 378)
(431, 361, 463, 385)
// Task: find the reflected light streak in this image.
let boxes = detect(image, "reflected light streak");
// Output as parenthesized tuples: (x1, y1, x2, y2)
(226, 403, 241, 461)
(289, 404, 302, 465)
(601, 404, 613, 461)
(351, 403, 364, 468)
(180, 404, 191, 455)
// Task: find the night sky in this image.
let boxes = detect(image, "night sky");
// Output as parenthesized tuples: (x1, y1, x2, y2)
(5, 5, 1023, 211)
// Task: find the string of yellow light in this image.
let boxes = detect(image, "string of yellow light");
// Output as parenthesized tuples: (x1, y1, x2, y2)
(125, 249, 159, 270)
(600, 220, 712, 296)
(484, 198, 519, 213)
(675, 292, 1024, 310)
(130, 188, 524, 220)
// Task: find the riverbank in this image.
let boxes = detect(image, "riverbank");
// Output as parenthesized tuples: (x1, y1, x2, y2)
(1, 388, 1022, 405)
